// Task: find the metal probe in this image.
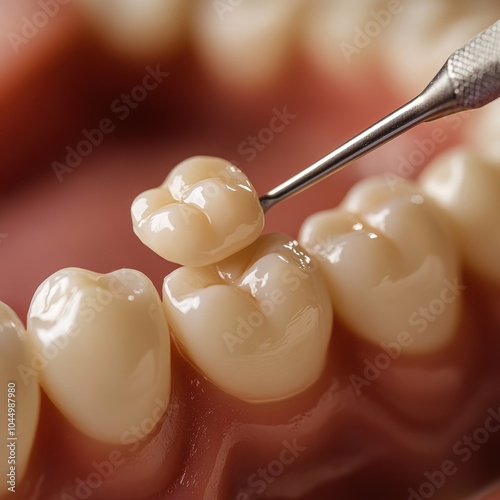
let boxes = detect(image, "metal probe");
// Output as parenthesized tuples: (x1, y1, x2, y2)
(259, 19, 500, 213)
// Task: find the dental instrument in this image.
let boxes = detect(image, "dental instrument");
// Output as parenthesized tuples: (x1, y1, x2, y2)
(260, 20, 500, 212)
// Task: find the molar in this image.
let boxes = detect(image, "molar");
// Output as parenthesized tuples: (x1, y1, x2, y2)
(162, 233, 333, 403)
(420, 146, 500, 285)
(131, 156, 264, 267)
(299, 177, 463, 354)
(27, 268, 171, 445)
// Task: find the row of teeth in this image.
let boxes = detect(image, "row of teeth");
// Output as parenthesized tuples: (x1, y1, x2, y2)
(76, 0, 500, 94)
(2, 134, 499, 493)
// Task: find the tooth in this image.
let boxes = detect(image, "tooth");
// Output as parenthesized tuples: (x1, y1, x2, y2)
(27, 268, 170, 445)
(298, 177, 462, 354)
(75, 0, 188, 57)
(0, 302, 40, 495)
(420, 147, 500, 285)
(302, 0, 388, 83)
(382, 1, 500, 96)
(162, 234, 333, 403)
(131, 156, 264, 267)
(467, 99, 500, 163)
(192, 0, 303, 90)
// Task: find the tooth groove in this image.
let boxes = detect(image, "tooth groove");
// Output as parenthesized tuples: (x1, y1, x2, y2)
(299, 177, 462, 354)
(163, 234, 333, 403)
(132, 156, 264, 267)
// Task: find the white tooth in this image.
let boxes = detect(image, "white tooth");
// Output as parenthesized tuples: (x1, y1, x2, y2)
(163, 234, 333, 403)
(0, 302, 40, 495)
(192, 0, 303, 90)
(299, 178, 462, 355)
(382, 0, 500, 97)
(420, 146, 500, 285)
(302, 0, 388, 83)
(75, 0, 188, 58)
(131, 156, 264, 267)
(27, 268, 170, 445)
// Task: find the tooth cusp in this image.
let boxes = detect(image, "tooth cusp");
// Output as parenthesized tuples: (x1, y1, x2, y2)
(163, 234, 333, 403)
(27, 268, 171, 445)
(131, 156, 264, 267)
(299, 177, 462, 355)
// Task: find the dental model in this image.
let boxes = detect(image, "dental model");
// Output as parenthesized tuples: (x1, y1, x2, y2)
(27, 268, 171, 445)
(131, 156, 264, 267)
(4, 8, 500, 497)
(163, 233, 333, 403)
(0, 303, 40, 496)
(298, 178, 461, 354)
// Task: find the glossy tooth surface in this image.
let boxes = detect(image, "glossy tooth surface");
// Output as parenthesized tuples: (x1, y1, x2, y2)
(193, 0, 303, 90)
(27, 268, 170, 445)
(299, 178, 462, 354)
(131, 156, 264, 267)
(163, 233, 333, 403)
(420, 146, 500, 284)
(76, 0, 187, 57)
(0, 303, 40, 495)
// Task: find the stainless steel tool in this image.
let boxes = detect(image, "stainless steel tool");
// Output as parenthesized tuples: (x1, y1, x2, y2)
(259, 20, 500, 212)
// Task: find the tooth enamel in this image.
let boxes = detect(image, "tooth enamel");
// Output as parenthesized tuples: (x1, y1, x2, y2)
(27, 268, 170, 445)
(163, 233, 333, 403)
(0, 303, 40, 495)
(131, 156, 264, 267)
(76, 0, 187, 57)
(420, 147, 500, 285)
(299, 178, 462, 354)
(193, 0, 303, 90)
